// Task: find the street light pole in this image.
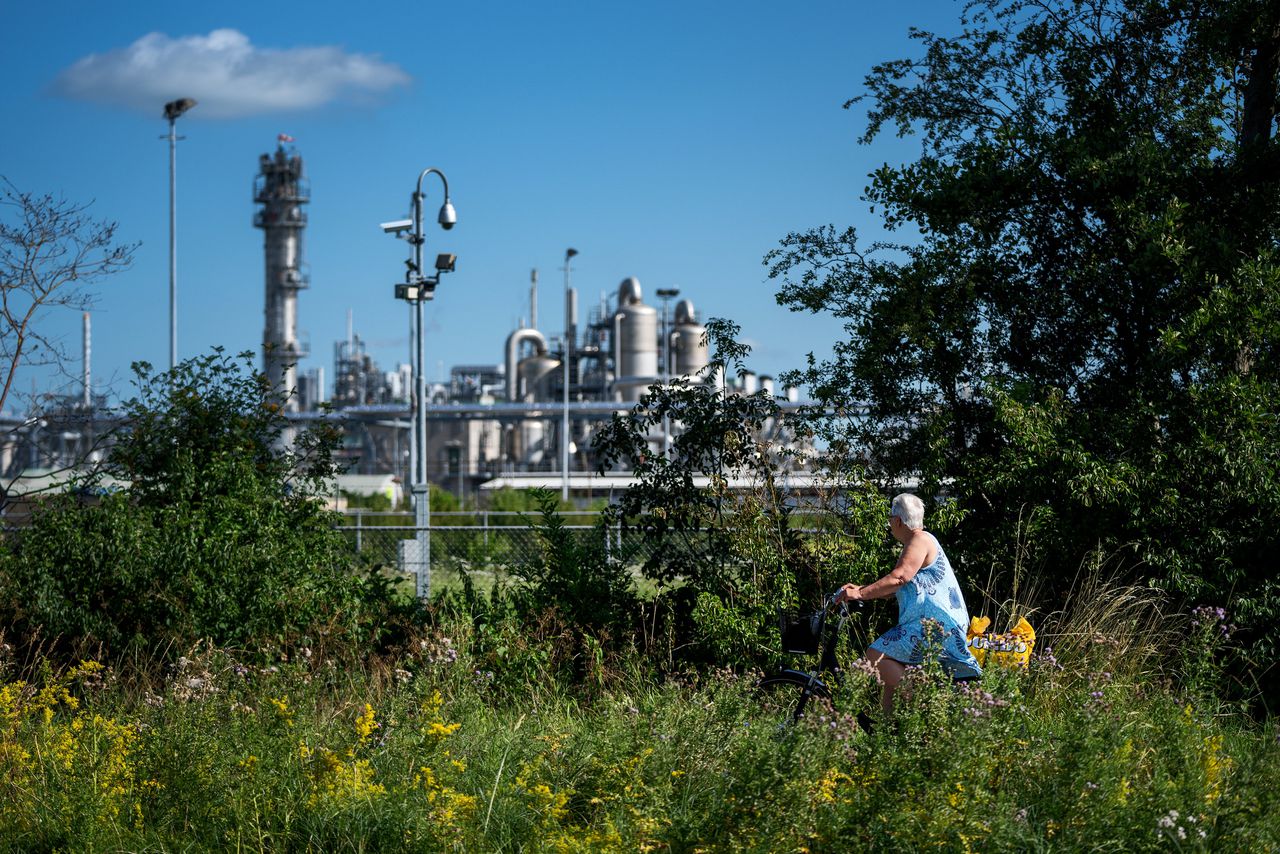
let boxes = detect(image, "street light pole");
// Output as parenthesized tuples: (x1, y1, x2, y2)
(562, 247, 577, 503)
(385, 167, 456, 599)
(656, 287, 680, 456)
(163, 98, 197, 372)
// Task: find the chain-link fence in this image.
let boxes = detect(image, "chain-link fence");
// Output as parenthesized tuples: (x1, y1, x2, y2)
(334, 511, 666, 589)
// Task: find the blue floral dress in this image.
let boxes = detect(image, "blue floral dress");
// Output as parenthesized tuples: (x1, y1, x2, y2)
(868, 533, 982, 679)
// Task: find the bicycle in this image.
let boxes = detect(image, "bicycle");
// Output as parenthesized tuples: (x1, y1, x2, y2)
(758, 589, 986, 730)
(756, 589, 865, 726)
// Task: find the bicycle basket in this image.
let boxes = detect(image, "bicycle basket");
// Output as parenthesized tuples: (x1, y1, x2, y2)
(778, 609, 825, 655)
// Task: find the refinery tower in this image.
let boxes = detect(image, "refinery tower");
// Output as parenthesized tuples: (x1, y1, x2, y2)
(254, 142, 310, 409)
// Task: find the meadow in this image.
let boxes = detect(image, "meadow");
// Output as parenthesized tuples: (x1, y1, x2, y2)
(2, 595, 1277, 853)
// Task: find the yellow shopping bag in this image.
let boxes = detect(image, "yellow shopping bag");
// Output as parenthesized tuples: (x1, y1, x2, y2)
(966, 616, 1036, 668)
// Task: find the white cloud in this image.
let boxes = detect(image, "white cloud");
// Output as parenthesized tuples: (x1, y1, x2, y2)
(53, 29, 411, 118)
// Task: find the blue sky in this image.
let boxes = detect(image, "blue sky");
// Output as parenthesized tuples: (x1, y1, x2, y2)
(3, 1, 963, 411)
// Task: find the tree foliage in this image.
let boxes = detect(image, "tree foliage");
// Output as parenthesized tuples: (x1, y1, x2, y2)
(0, 350, 401, 657)
(591, 319, 892, 664)
(593, 319, 803, 590)
(767, 0, 1280, 670)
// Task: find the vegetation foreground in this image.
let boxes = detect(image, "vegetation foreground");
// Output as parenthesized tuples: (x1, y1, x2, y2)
(1, 609, 1276, 853)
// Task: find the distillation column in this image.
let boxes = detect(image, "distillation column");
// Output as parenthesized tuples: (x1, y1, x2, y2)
(254, 143, 310, 409)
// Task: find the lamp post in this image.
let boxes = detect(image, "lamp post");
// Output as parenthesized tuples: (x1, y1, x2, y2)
(562, 247, 577, 502)
(384, 167, 457, 599)
(163, 98, 197, 371)
(656, 287, 680, 456)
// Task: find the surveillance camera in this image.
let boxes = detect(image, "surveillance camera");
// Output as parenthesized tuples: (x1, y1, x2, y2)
(380, 218, 413, 234)
(437, 200, 457, 230)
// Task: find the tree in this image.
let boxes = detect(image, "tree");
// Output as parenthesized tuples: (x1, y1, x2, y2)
(591, 319, 892, 664)
(767, 0, 1280, 669)
(0, 350, 398, 657)
(0, 179, 135, 414)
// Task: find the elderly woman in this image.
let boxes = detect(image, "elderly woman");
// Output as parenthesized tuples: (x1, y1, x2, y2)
(838, 493, 982, 713)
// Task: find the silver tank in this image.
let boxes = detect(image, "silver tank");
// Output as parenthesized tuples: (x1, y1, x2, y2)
(519, 353, 561, 401)
(615, 277, 658, 402)
(504, 328, 548, 401)
(671, 298, 709, 378)
(518, 353, 560, 464)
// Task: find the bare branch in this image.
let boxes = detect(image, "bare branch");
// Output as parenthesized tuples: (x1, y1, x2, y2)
(0, 177, 137, 415)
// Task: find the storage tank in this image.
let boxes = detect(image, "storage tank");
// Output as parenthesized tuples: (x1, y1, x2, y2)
(504, 328, 548, 401)
(518, 352, 560, 402)
(671, 298, 709, 378)
(614, 277, 658, 402)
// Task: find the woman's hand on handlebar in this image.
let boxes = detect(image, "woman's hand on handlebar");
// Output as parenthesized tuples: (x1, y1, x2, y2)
(836, 583, 864, 603)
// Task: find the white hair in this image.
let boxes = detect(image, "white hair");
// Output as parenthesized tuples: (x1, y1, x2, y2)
(891, 493, 925, 529)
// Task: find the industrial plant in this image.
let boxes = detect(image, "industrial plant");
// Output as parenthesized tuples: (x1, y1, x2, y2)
(0, 141, 805, 509)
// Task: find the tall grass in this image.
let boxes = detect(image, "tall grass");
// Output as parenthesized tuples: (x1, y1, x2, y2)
(1, 605, 1277, 853)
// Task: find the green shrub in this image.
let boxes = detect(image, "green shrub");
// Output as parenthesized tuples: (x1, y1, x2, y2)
(0, 349, 409, 659)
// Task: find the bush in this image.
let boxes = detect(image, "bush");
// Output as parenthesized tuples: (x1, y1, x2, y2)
(0, 349, 408, 659)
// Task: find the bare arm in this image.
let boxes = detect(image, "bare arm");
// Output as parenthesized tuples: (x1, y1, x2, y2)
(840, 532, 932, 601)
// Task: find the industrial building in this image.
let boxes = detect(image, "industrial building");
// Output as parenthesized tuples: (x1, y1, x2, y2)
(0, 140, 806, 508)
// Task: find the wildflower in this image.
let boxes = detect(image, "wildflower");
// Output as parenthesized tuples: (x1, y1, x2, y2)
(269, 697, 294, 727)
(306, 748, 386, 806)
(355, 704, 379, 742)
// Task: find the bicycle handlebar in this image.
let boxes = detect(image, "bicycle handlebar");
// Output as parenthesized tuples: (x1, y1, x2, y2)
(826, 588, 865, 615)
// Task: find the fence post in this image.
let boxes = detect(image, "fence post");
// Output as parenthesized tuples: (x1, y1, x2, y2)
(483, 511, 489, 549)
(355, 509, 363, 553)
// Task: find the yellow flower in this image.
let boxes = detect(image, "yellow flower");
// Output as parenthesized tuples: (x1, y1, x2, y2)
(355, 703, 378, 742)
(269, 697, 294, 727)
(1203, 734, 1231, 803)
(427, 721, 461, 738)
(306, 748, 386, 807)
(811, 767, 852, 804)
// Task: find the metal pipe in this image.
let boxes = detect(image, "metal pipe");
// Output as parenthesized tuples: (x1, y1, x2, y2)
(82, 313, 90, 409)
(530, 268, 538, 330)
(562, 248, 577, 502)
